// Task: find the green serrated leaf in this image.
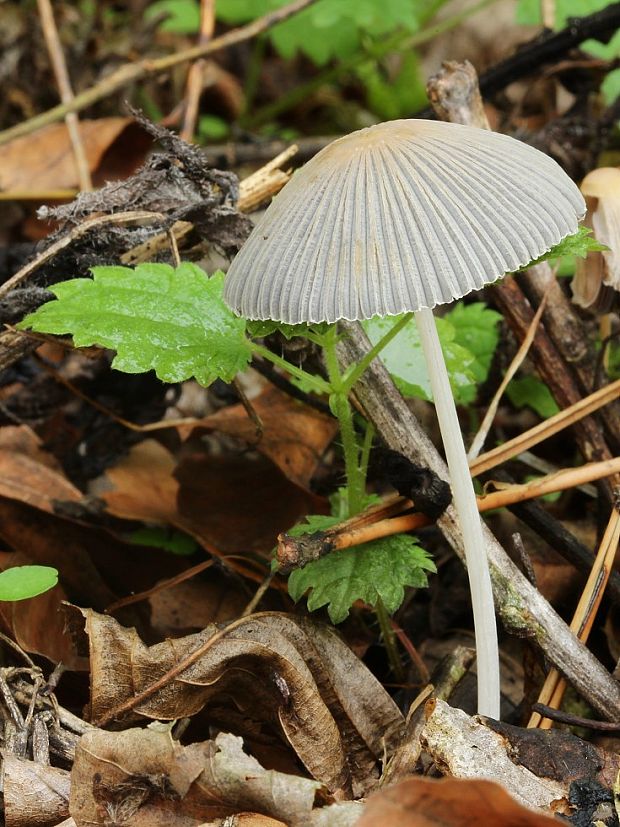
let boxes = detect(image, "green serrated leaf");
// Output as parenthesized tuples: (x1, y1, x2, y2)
(506, 375, 560, 418)
(0, 566, 58, 601)
(362, 313, 477, 403)
(246, 319, 330, 340)
(446, 302, 502, 382)
(19, 264, 252, 387)
(217, 0, 421, 64)
(288, 520, 435, 624)
(528, 227, 609, 268)
(145, 0, 201, 33)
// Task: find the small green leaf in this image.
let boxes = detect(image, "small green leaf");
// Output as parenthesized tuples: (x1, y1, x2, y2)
(528, 227, 609, 267)
(363, 313, 477, 403)
(446, 302, 502, 383)
(198, 115, 230, 142)
(145, 0, 201, 33)
(287, 515, 435, 623)
(0, 566, 58, 601)
(127, 527, 198, 556)
(19, 264, 252, 387)
(506, 375, 560, 418)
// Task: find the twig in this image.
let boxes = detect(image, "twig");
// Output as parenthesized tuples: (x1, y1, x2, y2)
(541, 0, 555, 29)
(180, 0, 216, 142)
(470, 376, 620, 477)
(276, 456, 620, 567)
(120, 144, 297, 266)
(492, 471, 620, 606)
(0, 0, 320, 147)
(529, 505, 620, 728)
(468, 285, 550, 460)
(531, 702, 620, 730)
(104, 559, 214, 614)
(0, 210, 167, 300)
(36, 0, 92, 191)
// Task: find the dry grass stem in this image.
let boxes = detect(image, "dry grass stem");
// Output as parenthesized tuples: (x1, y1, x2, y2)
(36, 0, 92, 191)
(529, 506, 620, 728)
(468, 287, 550, 460)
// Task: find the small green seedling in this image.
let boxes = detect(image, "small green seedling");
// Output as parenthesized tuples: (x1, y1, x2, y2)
(0, 565, 58, 601)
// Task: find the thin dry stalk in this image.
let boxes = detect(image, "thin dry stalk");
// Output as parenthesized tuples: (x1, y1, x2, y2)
(105, 559, 214, 613)
(36, 0, 92, 190)
(529, 506, 620, 728)
(180, 0, 217, 142)
(468, 286, 550, 460)
(541, 0, 555, 28)
(0, 210, 167, 299)
(277, 456, 620, 562)
(470, 376, 620, 477)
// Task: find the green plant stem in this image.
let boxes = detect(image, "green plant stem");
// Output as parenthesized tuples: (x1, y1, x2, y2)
(323, 326, 364, 516)
(359, 420, 375, 486)
(342, 312, 413, 392)
(375, 597, 405, 683)
(251, 342, 331, 394)
(242, 0, 500, 127)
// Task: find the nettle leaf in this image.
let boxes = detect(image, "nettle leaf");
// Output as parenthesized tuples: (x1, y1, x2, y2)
(287, 515, 435, 624)
(0, 566, 58, 601)
(529, 227, 608, 267)
(446, 303, 502, 382)
(19, 264, 252, 387)
(217, 0, 420, 64)
(363, 313, 477, 403)
(247, 319, 330, 340)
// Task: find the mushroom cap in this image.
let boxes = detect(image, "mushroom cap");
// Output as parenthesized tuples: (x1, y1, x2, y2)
(224, 119, 585, 324)
(580, 166, 620, 199)
(572, 167, 620, 311)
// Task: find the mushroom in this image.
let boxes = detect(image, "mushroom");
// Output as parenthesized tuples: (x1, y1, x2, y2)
(224, 119, 585, 718)
(571, 167, 620, 312)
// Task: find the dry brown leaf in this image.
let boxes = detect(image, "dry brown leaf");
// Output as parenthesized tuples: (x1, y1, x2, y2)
(148, 575, 249, 638)
(0, 426, 81, 512)
(0, 119, 148, 191)
(183, 386, 338, 489)
(69, 727, 322, 827)
(175, 451, 326, 555)
(71, 608, 404, 797)
(3, 753, 70, 827)
(0, 551, 86, 668)
(0, 498, 117, 611)
(99, 440, 325, 556)
(355, 776, 561, 826)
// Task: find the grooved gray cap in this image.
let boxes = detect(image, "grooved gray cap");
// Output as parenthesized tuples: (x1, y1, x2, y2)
(224, 119, 585, 324)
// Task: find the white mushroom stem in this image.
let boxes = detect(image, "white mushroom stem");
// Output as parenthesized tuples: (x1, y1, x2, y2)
(415, 306, 500, 719)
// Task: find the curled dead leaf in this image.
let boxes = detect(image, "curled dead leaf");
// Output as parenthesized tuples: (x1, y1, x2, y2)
(69, 608, 404, 797)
